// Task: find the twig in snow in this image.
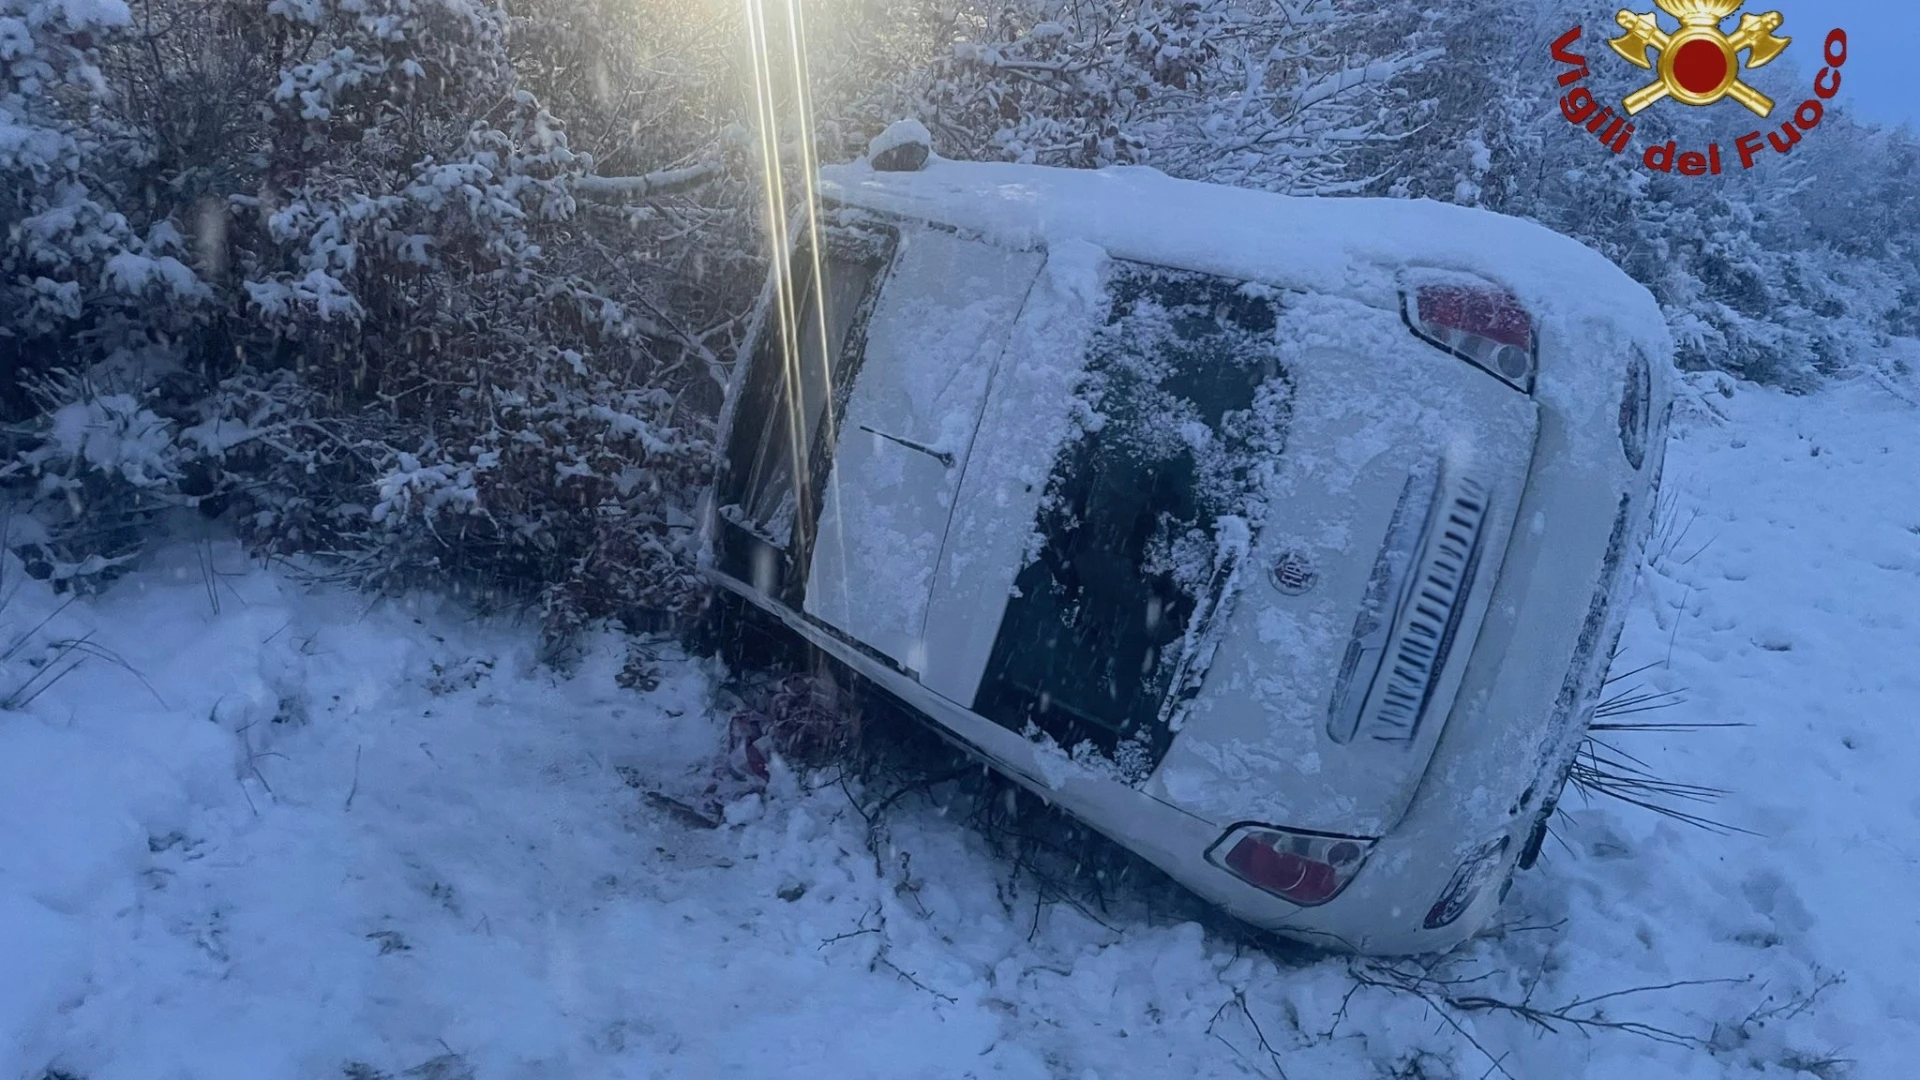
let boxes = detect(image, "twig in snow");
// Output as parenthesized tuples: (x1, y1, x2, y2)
(1206, 989, 1292, 1079)
(1345, 962, 1519, 1079)
(835, 773, 889, 881)
(345, 744, 363, 811)
(235, 720, 284, 802)
(868, 765, 976, 821)
(1485, 917, 1569, 938)
(818, 904, 884, 951)
(874, 955, 957, 1005)
(1352, 959, 1747, 1056)
(1868, 369, 1920, 407)
(1735, 970, 1844, 1029)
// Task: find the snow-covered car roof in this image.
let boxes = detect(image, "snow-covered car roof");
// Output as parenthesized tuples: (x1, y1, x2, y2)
(818, 157, 1672, 411)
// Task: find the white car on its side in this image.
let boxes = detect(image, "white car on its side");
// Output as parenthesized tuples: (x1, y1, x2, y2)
(699, 131, 1672, 955)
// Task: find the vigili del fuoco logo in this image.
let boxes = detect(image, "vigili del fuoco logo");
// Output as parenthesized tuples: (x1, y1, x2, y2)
(1551, 1, 1848, 176)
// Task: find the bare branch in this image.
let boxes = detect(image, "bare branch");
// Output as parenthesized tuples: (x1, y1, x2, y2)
(574, 124, 750, 203)
(575, 158, 731, 202)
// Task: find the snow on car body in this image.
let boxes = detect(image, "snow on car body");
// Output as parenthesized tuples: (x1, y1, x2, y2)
(701, 148, 1673, 954)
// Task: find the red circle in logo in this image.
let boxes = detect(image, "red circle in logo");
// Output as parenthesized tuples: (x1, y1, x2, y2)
(1672, 39, 1730, 95)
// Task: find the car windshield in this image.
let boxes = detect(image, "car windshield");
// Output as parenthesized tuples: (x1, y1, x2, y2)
(974, 262, 1292, 778)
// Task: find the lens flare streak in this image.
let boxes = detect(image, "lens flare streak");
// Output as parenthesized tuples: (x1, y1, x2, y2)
(745, 0, 848, 616)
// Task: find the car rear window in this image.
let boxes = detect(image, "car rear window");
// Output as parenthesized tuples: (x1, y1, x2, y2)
(974, 262, 1293, 779)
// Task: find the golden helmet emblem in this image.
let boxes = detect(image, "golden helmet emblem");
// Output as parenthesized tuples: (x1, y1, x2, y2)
(1610, 0, 1792, 116)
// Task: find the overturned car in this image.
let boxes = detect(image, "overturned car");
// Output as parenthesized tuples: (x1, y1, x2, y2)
(699, 134, 1672, 955)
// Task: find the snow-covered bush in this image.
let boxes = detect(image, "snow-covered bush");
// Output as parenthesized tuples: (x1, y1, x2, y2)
(0, 0, 207, 416)
(3, 0, 753, 634)
(348, 346, 713, 639)
(217, 0, 736, 636)
(0, 372, 184, 590)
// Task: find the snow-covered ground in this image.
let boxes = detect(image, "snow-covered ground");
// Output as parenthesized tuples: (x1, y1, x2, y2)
(3, 375, 1913, 1080)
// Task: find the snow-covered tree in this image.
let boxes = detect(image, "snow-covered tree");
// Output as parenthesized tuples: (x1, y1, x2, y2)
(840, 0, 1444, 194)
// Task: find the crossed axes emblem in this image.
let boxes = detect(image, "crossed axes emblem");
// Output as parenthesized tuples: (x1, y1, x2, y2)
(1610, 0, 1791, 116)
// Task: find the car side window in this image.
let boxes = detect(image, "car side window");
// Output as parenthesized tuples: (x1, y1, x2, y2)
(722, 223, 895, 548)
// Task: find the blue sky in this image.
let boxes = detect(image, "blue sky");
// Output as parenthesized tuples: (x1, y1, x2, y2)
(1788, 0, 1917, 128)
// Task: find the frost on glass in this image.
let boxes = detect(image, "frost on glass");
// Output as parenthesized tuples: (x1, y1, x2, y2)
(976, 262, 1292, 783)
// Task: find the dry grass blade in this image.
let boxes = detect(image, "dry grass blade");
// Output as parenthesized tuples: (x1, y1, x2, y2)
(1570, 650, 1750, 833)
(1589, 720, 1748, 734)
(3, 594, 75, 661)
(2, 633, 93, 711)
(1593, 684, 1689, 720)
(54, 637, 170, 708)
(1568, 735, 1755, 836)
(1602, 658, 1666, 687)
(1, 631, 167, 712)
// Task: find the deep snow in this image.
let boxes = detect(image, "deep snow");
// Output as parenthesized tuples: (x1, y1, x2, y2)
(2, 373, 1914, 1079)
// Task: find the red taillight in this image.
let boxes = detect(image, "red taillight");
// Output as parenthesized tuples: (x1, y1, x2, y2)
(1403, 282, 1537, 393)
(1413, 285, 1531, 347)
(1208, 826, 1372, 907)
